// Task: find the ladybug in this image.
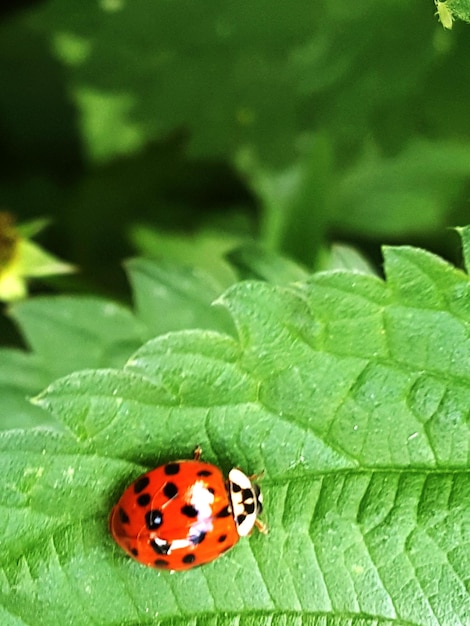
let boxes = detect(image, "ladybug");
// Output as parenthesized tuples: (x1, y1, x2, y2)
(109, 448, 266, 570)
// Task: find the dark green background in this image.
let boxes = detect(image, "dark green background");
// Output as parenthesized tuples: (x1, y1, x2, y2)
(1, 0, 470, 343)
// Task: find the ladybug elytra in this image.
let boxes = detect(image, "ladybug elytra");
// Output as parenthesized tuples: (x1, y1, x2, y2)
(109, 448, 266, 570)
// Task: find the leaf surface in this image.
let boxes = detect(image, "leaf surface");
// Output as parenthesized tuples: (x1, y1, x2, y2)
(9, 296, 146, 380)
(126, 258, 235, 337)
(1, 240, 469, 625)
(334, 140, 470, 236)
(0, 349, 51, 429)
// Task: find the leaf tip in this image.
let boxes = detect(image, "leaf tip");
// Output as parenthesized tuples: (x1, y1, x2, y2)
(30, 390, 48, 410)
(453, 224, 470, 273)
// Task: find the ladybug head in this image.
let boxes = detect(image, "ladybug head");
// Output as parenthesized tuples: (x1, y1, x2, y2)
(227, 468, 263, 537)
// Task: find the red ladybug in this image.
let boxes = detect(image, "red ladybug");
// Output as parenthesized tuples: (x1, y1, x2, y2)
(109, 448, 266, 570)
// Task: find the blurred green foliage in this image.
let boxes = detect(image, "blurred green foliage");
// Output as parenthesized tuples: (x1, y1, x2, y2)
(1, 0, 470, 344)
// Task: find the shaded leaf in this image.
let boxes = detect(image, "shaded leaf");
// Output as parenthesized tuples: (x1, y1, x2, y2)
(9, 296, 146, 380)
(0, 349, 52, 429)
(126, 258, 236, 337)
(334, 140, 470, 237)
(227, 242, 308, 284)
(320, 243, 377, 275)
(21, 0, 433, 166)
(130, 224, 239, 288)
(238, 136, 334, 267)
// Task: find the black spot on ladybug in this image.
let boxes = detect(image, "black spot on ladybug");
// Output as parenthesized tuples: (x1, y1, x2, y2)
(216, 505, 231, 518)
(197, 469, 212, 477)
(133, 476, 150, 494)
(231, 483, 241, 492)
(208, 487, 215, 495)
(242, 488, 253, 500)
(218, 534, 227, 543)
(182, 553, 196, 564)
(130, 548, 138, 557)
(237, 513, 247, 526)
(137, 493, 151, 507)
(163, 482, 178, 499)
(181, 504, 198, 518)
(154, 559, 170, 568)
(118, 508, 130, 524)
(164, 463, 180, 476)
(145, 509, 163, 530)
(190, 531, 206, 545)
(151, 539, 171, 555)
(245, 501, 255, 515)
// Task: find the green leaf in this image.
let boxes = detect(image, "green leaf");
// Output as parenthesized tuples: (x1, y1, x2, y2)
(130, 224, 239, 288)
(0, 349, 47, 391)
(13, 238, 75, 280)
(445, 0, 470, 26)
(228, 242, 309, 284)
(319, 243, 377, 275)
(24, 0, 322, 164)
(9, 296, 146, 380)
(238, 135, 333, 267)
(1, 236, 469, 624)
(333, 140, 470, 236)
(126, 258, 236, 337)
(0, 298, 145, 429)
(0, 349, 52, 429)
(20, 0, 435, 167)
(0, 260, 240, 430)
(15, 217, 51, 239)
(456, 224, 470, 272)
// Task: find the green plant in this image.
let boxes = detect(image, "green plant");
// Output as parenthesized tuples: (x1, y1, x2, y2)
(0, 228, 468, 625)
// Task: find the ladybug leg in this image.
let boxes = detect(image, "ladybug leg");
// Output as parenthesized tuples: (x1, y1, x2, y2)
(255, 518, 269, 534)
(249, 470, 265, 481)
(193, 446, 202, 461)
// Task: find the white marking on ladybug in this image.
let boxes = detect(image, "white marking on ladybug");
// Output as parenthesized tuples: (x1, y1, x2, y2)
(186, 480, 216, 541)
(168, 538, 192, 552)
(228, 468, 263, 537)
(189, 481, 215, 518)
(152, 537, 171, 552)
